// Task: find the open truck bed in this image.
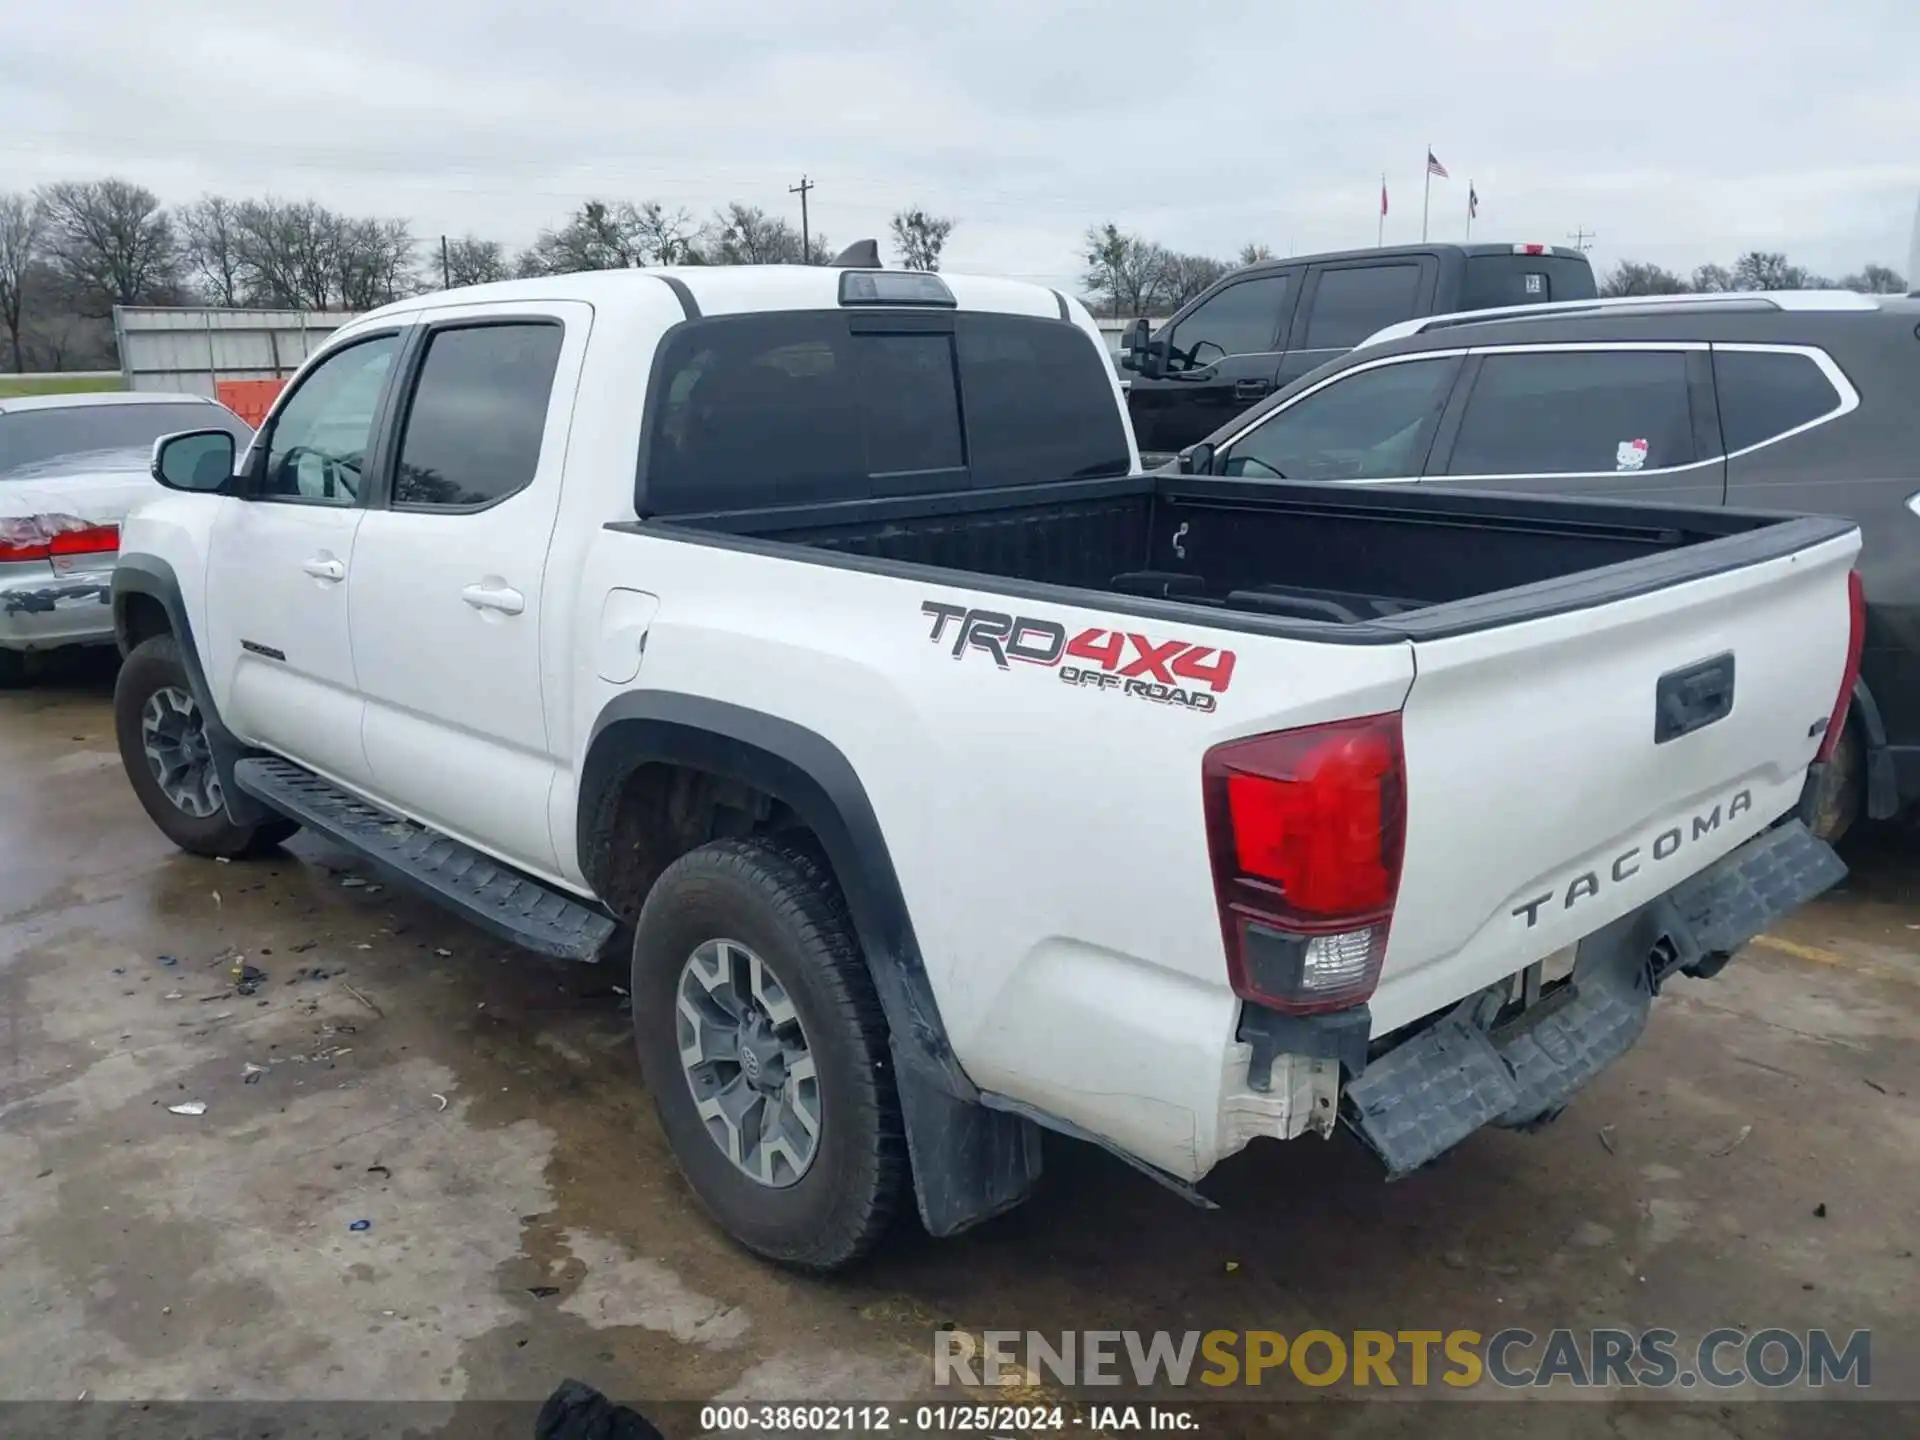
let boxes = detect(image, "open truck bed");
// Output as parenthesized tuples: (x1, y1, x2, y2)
(642, 471, 1848, 642)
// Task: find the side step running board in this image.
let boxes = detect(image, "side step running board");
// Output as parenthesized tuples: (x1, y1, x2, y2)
(231, 756, 617, 962)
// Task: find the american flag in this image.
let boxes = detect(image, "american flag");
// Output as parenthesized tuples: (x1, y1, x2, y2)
(1427, 150, 1450, 179)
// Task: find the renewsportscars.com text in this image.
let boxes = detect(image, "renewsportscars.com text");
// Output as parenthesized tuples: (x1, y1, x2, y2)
(933, 1327, 1872, 1391)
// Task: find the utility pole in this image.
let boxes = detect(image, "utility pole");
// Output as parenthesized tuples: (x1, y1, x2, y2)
(1567, 226, 1597, 253)
(440, 234, 450, 289)
(788, 175, 814, 264)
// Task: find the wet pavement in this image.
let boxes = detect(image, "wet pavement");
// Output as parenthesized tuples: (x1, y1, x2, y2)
(2, 654, 1916, 1438)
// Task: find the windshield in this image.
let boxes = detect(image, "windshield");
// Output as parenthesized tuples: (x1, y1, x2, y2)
(0, 403, 251, 477)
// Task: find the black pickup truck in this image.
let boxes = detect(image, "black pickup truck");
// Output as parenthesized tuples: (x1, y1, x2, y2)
(1121, 242, 1596, 455)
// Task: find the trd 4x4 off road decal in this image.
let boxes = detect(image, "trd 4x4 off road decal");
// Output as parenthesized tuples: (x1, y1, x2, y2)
(920, 601, 1235, 713)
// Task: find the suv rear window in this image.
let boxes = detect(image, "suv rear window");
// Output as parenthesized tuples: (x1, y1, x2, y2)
(1712, 348, 1844, 453)
(1460, 254, 1598, 310)
(641, 311, 1130, 514)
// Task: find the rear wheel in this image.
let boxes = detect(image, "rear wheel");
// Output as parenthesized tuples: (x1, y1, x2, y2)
(113, 634, 298, 858)
(630, 838, 908, 1271)
(0, 649, 29, 690)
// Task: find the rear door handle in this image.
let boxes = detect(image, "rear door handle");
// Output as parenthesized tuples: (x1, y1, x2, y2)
(461, 582, 526, 616)
(301, 556, 346, 582)
(1233, 379, 1271, 400)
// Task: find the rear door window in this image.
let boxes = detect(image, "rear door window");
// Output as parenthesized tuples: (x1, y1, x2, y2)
(1712, 347, 1845, 453)
(1444, 349, 1696, 476)
(642, 311, 1129, 514)
(1302, 265, 1423, 350)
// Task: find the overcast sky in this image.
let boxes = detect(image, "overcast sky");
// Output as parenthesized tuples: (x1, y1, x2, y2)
(4, 0, 1916, 288)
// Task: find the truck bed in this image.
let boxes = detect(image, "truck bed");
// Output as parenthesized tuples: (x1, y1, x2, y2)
(635, 473, 1848, 641)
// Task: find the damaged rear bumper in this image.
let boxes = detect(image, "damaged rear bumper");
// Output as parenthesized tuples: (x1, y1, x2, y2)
(0, 567, 116, 651)
(1343, 819, 1845, 1178)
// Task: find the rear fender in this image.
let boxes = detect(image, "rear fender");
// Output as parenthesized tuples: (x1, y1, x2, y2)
(580, 692, 1043, 1237)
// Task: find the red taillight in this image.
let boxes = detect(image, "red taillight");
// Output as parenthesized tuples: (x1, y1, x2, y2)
(1203, 713, 1406, 1014)
(1512, 243, 1549, 255)
(1815, 570, 1867, 763)
(0, 514, 118, 563)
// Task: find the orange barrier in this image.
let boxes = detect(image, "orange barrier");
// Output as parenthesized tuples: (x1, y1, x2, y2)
(215, 379, 287, 428)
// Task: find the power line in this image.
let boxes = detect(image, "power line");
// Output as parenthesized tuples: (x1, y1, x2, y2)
(1567, 226, 1597, 253)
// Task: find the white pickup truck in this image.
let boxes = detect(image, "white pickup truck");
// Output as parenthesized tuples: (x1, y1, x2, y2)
(112, 261, 1861, 1271)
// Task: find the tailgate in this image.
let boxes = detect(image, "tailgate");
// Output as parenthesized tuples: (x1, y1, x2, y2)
(1372, 524, 1860, 1034)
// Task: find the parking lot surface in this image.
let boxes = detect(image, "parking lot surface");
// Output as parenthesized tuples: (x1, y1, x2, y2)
(2, 657, 1914, 1438)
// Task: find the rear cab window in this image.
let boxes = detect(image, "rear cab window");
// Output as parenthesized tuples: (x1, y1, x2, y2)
(1460, 254, 1598, 310)
(640, 311, 1130, 514)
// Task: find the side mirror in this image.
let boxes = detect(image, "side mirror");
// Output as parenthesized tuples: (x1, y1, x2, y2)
(151, 429, 236, 493)
(1120, 317, 1168, 380)
(1179, 442, 1216, 476)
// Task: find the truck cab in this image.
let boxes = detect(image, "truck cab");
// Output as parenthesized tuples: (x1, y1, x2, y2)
(1121, 243, 1595, 456)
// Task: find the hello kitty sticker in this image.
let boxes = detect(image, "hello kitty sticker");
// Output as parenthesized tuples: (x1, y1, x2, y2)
(1615, 438, 1650, 472)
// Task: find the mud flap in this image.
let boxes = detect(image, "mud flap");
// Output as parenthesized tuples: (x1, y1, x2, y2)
(896, 1062, 1044, 1237)
(1345, 820, 1844, 1178)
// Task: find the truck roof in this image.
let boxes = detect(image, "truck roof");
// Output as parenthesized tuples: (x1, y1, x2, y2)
(1241, 241, 1589, 269)
(359, 266, 1079, 324)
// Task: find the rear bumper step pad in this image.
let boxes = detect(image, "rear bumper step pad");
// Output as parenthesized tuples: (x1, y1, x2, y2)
(232, 756, 617, 962)
(1345, 820, 1844, 1178)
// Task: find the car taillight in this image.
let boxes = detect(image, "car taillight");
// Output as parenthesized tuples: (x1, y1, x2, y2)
(1202, 713, 1406, 1014)
(1815, 570, 1867, 763)
(0, 514, 119, 563)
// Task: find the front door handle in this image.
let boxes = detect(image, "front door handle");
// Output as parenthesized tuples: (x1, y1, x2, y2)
(1233, 379, 1271, 400)
(461, 582, 526, 616)
(302, 556, 346, 582)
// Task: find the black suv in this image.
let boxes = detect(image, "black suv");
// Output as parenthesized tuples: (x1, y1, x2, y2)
(1120, 242, 1595, 455)
(1169, 289, 1920, 838)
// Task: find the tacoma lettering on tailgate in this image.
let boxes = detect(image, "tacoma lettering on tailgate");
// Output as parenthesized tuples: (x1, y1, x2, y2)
(920, 601, 1236, 713)
(1512, 788, 1754, 928)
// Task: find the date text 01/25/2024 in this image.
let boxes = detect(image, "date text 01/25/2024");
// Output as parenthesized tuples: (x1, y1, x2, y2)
(699, 1403, 1199, 1432)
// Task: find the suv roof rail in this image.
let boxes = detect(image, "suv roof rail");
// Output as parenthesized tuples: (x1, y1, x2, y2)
(1357, 289, 1883, 350)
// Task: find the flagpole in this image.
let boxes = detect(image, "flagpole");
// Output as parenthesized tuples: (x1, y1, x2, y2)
(1421, 145, 1431, 243)
(1377, 172, 1385, 247)
(1465, 181, 1473, 242)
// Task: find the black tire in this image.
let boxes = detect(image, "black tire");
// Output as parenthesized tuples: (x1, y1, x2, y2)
(0, 648, 29, 690)
(114, 634, 298, 859)
(631, 837, 908, 1271)
(1806, 721, 1864, 846)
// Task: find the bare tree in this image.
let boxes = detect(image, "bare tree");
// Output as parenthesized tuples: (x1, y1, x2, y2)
(1599, 260, 1691, 297)
(1838, 262, 1906, 294)
(1731, 251, 1819, 291)
(706, 204, 809, 265)
(231, 199, 342, 307)
(516, 200, 653, 276)
(442, 235, 509, 288)
(889, 208, 956, 271)
(1081, 223, 1167, 318)
(632, 202, 698, 265)
(335, 218, 416, 309)
(179, 196, 245, 305)
(1238, 242, 1275, 266)
(1690, 262, 1737, 293)
(37, 178, 179, 314)
(1159, 250, 1228, 308)
(0, 191, 44, 371)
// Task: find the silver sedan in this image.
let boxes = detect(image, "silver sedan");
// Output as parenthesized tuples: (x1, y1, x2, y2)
(1, 391, 251, 686)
